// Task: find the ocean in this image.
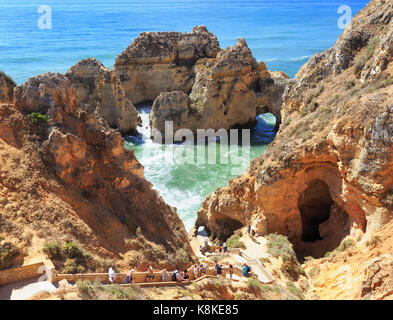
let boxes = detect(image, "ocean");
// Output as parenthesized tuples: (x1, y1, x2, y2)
(0, 0, 369, 231)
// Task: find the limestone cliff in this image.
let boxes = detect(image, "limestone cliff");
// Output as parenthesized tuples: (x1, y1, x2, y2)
(65, 58, 140, 135)
(1, 72, 195, 272)
(150, 38, 285, 138)
(194, 0, 393, 299)
(114, 26, 220, 104)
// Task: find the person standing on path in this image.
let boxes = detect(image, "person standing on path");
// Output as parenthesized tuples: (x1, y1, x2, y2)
(108, 267, 116, 284)
(229, 264, 233, 279)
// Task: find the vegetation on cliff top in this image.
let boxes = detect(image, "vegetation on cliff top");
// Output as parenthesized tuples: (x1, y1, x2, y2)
(0, 70, 16, 87)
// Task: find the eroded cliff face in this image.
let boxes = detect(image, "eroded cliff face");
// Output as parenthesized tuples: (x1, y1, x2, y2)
(0, 72, 195, 271)
(114, 26, 220, 105)
(0, 71, 16, 104)
(195, 0, 393, 298)
(65, 58, 140, 135)
(150, 38, 286, 137)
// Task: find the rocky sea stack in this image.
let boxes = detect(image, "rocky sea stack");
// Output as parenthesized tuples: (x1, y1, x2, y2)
(114, 26, 221, 105)
(150, 38, 284, 136)
(114, 27, 286, 139)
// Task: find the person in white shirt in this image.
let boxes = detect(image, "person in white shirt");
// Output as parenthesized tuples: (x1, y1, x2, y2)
(193, 265, 199, 278)
(108, 267, 116, 284)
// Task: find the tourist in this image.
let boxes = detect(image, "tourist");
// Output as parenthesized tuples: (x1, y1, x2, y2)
(251, 229, 256, 237)
(193, 264, 199, 278)
(126, 268, 134, 284)
(229, 264, 233, 279)
(182, 269, 189, 281)
(223, 243, 227, 253)
(146, 266, 154, 282)
(171, 267, 179, 281)
(200, 264, 206, 275)
(176, 270, 183, 282)
(108, 267, 116, 284)
(247, 225, 251, 234)
(242, 263, 249, 277)
(215, 262, 222, 277)
(161, 269, 169, 282)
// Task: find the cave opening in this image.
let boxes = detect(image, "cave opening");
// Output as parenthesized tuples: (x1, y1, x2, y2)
(295, 179, 352, 261)
(298, 179, 333, 242)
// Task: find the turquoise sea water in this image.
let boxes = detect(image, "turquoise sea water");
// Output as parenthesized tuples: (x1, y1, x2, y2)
(0, 0, 369, 230)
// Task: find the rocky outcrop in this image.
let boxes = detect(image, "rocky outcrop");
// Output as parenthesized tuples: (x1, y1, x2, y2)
(14, 72, 77, 114)
(65, 58, 140, 135)
(360, 253, 393, 299)
(114, 26, 220, 104)
(195, 0, 393, 265)
(150, 91, 195, 136)
(1, 72, 195, 270)
(283, 0, 393, 116)
(150, 39, 285, 138)
(0, 71, 16, 104)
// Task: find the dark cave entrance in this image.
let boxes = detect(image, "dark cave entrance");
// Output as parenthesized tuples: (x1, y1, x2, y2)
(298, 179, 333, 243)
(294, 179, 352, 261)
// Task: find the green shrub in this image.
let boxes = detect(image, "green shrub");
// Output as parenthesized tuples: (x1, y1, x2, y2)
(0, 242, 20, 270)
(346, 79, 356, 90)
(61, 240, 85, 261)
(366, 235, 381, 247)
(337, 239, 355, 252)
(43, 242, 61, 259)
(247, 278, 261, 290)
(366, 36, 380, 60)
(29, 112, 49, 124)
(286, 281, 304, 300)
(76, 280, 96, 300)
(267, 233, 295, 259)
(176, 247, 191, 265)
(247, 278, 282, 299)
(354, 56, 367, 78)
(324, 251, 331, 258)
(0, 71, 16, 87)
(62, 258, 78, 274)
(226, 234, 246, 249)
(281, 255, 304, 280)
(308, 266, 320, 278)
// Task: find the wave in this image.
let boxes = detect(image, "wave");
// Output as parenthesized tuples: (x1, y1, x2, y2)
(289, 55, 311, 61)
